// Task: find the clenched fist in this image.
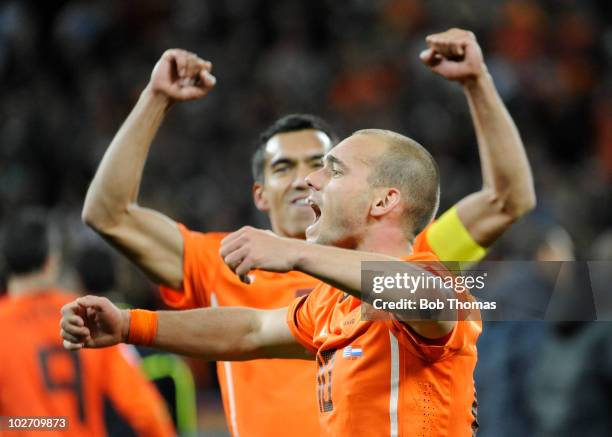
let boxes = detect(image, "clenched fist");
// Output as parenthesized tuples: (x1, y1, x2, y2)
(60, 295, 128, 350)
(149, 49, 216, 102)
(420, 28, 486, 84)
(220, 226, 303, 283)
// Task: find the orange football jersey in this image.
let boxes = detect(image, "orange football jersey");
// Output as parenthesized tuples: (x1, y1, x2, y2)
(0, 290, 174, 437)
(286, 251, 482, 437)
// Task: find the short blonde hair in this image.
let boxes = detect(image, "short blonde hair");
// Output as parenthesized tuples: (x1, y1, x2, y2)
(355, 129, 440, 236)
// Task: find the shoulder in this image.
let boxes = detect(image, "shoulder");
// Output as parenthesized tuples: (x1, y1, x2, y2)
(178, 224, 228, 245)
(178, 225, 229, 254)
(404, 250, 440, 263)
(309, 281, 344, 303)
(291, 281, 340, 314)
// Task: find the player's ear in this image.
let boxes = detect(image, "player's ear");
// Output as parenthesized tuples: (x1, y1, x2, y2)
(371, 188, 401, 218)
(252, 182, 270, 212)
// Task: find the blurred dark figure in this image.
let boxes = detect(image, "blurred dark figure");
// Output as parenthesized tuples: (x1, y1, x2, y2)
(75, 244, 116, 293)
(74, 243, 124, 303)
(0, 257, 6, 295)
(0, 208, 175, 437)
(526, 229, 612, 437)
(475, 219, 574, 437)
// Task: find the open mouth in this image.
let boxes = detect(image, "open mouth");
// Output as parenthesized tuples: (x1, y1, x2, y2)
(291, 197, 310, 207)
(308, 198, 322, 222)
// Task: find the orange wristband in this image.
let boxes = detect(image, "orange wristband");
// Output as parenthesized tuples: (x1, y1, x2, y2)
(127, 309, 158, 346)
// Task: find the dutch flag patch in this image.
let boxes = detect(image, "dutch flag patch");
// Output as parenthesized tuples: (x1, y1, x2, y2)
(343, 345, 363, 359)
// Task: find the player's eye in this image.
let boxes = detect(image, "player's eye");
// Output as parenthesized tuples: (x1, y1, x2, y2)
(330, 166, 343, 177)
(272, 165, 290, 174)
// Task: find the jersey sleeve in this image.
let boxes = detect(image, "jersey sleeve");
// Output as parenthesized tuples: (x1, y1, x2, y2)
(414, 206, 487, 262)
(102, 345, 175, 437)
(286, 294, 319, 355)
(159, 224, 225, 309)
(388, 319, 481, 362)
(388, 251, 483, 362)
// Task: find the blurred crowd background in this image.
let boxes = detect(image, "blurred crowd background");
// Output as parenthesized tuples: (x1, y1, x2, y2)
(1, 0, 612, 435)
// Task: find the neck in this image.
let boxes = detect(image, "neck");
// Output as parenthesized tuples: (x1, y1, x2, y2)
(354, 222, 413, 258)
(270, 222, 306, 240)
(8, 271, 54, 297)
(280, 230, 306, 240)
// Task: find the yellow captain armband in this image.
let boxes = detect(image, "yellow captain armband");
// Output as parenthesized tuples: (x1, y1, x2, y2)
(427, 206, 487, 263)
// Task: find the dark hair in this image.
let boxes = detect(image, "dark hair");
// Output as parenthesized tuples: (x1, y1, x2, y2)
(2, 208, 50, 275)
(251, 114, 337, 182)
(75, 244, 116, 294)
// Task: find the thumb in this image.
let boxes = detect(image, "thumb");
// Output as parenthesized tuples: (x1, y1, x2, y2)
(177, 86, 208, 100)
(419, 49, 442, 67)
(83, 337, 101, 348)
(63, 339, 83, 351)
(419, 48, 433, 63)
(200, 69, 217, 87)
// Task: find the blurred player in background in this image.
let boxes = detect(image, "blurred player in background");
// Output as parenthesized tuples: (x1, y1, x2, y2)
(79, 28, 534, 436)
(74, 243, 198, 435)
(0, 209, 175, 437)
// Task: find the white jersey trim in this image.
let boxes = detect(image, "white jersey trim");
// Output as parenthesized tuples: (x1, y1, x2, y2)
(211, 293, 240, 437)
(389, 331, 400, 437)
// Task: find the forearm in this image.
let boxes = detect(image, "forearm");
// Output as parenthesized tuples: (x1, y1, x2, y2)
(464, 73, 535, 215)
(132, 307, 264, 361)
(294, 243, 449, 310)
(295, 244, 455, 335)
(124, 306, 308, 361)
(83, 87, 171, 229)
(295, 243, 398, 296)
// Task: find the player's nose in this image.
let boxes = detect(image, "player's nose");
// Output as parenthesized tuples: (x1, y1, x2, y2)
(305, 168, 324, 191)
(291, 174, 309, 190)
(292, 163, 313, 189)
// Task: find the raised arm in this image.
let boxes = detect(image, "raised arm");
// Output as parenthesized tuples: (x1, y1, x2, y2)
(60, 296, 310, 360)
(82, 49, 216, 288)
(420, 29, 536, 247)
